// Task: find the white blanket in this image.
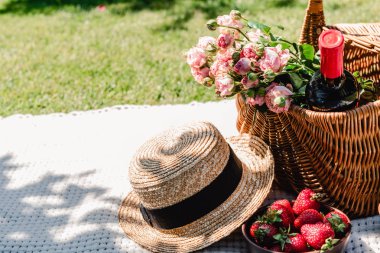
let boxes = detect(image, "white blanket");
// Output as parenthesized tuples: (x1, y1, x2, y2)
(0, 100, 378, 253)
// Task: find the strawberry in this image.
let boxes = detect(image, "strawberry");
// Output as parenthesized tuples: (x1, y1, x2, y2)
(325, 211, 350, 235)
(269, 203, 295, 228)
(294, 209, 323, 229)
(249, 221, 278, 246)
(273, 226, 308, 253)
(272, 199, 293, 214)
(301, 222, 335, 250)
(293, 188, 322, 215)
(288, 233, 309, 252)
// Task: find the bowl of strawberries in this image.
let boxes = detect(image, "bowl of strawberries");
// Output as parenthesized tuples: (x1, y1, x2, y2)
(242, 189, 351, 252)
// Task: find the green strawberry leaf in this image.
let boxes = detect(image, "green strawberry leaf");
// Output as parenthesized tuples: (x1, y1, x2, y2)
(263, 209, 283, 224)
(328, 214, 346, 233)
(255, 227, 270, 243)
(321, 237, 340, 252)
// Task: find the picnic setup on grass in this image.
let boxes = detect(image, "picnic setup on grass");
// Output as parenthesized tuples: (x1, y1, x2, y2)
(0, 0, 379, 252)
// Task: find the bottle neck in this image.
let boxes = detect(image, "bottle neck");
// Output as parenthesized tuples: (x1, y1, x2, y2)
(322, 72, 345, 89)
(320, 50, 344, 80)
(318, 29, 345, 80)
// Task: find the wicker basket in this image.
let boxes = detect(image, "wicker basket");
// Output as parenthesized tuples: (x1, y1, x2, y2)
(236, 0, 380, 217)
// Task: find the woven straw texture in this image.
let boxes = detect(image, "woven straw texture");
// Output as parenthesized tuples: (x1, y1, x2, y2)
(128, 122, 231, 210)
(236, 0, 380, 217)
(0, 101, 379, 252)
(119, 124, 274, 253)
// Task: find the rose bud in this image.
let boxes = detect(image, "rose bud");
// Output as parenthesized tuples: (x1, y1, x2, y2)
(207, 19, 218, 31)
(230, 10, 242, 20)
(234, 57, 251, 75)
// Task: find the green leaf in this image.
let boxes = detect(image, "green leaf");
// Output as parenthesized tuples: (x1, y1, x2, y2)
(246, 89, 255, 97)
(297, 85, 306, 94)
(247, 21, 271, 34)
(300, 44, 315, 61)
(288, 72, 304, 89)
(269, 41, 291, 49)
(276, 25, 285, 30)
(284, 64, 299, 71)
(273, 234, 282, 240)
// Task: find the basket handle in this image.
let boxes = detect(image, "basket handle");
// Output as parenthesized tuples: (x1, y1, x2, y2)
(299, 0, 326, 48)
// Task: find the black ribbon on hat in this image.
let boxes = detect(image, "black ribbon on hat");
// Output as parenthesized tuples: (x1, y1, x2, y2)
(139, 147, 243, 230)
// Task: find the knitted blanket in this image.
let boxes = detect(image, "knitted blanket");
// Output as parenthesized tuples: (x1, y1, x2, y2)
(0, 100, 378, 253)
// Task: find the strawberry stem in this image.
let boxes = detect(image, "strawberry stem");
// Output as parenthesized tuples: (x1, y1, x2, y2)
(321, 238, 340, 252)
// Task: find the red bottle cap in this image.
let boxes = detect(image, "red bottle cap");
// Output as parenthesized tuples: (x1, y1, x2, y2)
(319, 30, 345, 79)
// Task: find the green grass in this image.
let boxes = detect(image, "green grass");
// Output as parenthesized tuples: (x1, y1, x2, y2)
(0, 0, 378, 116)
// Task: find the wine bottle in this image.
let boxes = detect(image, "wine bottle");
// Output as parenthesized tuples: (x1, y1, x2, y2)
(306, 30, 359, 112)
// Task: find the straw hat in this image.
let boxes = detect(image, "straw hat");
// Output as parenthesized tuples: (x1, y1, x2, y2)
(119, 121, 274, 252)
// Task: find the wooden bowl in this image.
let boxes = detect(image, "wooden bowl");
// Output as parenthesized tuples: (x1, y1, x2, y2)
(242, 203, 351, 253)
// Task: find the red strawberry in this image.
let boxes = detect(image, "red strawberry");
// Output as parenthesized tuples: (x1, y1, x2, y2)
(325, 211, 350, 234)
(273, 199, 293, 214)
(249, 221, 278, 246)
(288, 233, 309, 252)
(273, 228, 308, 253)
(269, 203, 295, 228)
(294, 209, 323, 229)
(293, 188, 321, 215)
(301, 222, 335, 250)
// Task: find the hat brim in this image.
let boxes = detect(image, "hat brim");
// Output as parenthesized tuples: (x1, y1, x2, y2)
(118, 134, 274, 253)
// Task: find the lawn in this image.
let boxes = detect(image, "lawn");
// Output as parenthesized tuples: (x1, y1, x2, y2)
(0, 0, 378, 116)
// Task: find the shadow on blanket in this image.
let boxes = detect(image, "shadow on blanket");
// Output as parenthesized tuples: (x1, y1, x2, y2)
(0, 154, 125, 252)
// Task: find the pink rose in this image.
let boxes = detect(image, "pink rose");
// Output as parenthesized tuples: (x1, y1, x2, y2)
(259, 45, 290, 73)
(241, 75, 259, 89)
(216, 47, 235, 63)
(197, 36, 216, 50)
(191, 67, 210, 84)
(242, 43, 259, 59)
(265, 83, 293, 113)
(279, 47, 290, 66)
(216, 76, 234, 97)
(259, 47, 282, 73)
(246, 29, 267, 43)
(210, 60, 230, 77)
(246, 96, 265, 106)
(217, 32, 234, 49)
(186, 47, 207, 68)
(216, 15, 244, 29)
(234, 57, 251, 75)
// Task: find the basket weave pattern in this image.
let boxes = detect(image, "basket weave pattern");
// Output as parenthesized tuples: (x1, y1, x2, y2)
(236, 0, 380, 217)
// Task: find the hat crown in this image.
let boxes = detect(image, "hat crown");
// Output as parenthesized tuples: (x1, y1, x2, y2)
(129, 122, 230, 209)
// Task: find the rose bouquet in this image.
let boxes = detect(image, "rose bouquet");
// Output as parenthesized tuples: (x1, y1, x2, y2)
(186, 10, 321, 114)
